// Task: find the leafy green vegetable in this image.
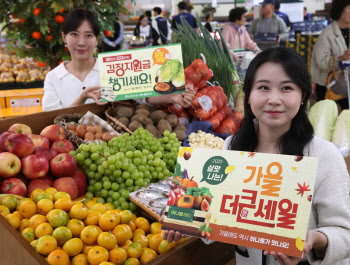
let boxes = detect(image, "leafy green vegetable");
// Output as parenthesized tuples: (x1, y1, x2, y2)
(185, 187, 213, 199)
(157, 59, 182, 83)
(308, 99, 338, 141)
(332, 110, 350, 148)
(172, 64, 185, 87)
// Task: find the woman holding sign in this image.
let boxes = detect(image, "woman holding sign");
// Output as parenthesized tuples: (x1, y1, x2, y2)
(43, 9, 195, 111)
(162, 47, 350, 265)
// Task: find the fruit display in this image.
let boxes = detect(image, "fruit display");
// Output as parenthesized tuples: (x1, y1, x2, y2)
(0, 123, 86, 200)
(71, 128, 181, 211)
(187, 130, 224, 149)
(0, 50, 49, 83)
(0, 191, 187, 264)
(111, 104, 187, 141)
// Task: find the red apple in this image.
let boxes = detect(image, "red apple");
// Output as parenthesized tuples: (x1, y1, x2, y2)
(72, 170, 87, 196)
(33, 147, 58, 162)
(53, 177, 78, 199)
(16, 172, 30, 186)
(41, 174, 55, 186)
(51, 139, 75, 154)
(22, 155, 49, 179)
(0, 131, 14, 151)
(27, 179, 51, 196)
(8, 123, 32, 135)
(5, 133, 35, 158)
(28, 134, 50, 149)
(50, 153, 77, 178)
(0, 178, 27, 196)
(40, 125, 65, 143)
(0, 152, 21, 178)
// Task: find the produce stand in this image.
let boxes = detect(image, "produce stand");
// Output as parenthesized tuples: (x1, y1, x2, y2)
(0, 102, 237, 265)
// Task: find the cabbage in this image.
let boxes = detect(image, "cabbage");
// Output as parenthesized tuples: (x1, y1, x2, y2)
(308, 100, 338, 141)
(157, 59, 181, 83)
(332, 110, 350, 148)
(172, 65, 185, 88)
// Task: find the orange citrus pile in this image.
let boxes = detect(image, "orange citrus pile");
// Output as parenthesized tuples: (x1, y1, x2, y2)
(0, 191, 187, 264)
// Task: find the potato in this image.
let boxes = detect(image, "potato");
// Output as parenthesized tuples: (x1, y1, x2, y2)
(174, 124, 187, 132)
(157, 119, 172, 134)
(95, 132, 102, 139)
(174, 130, 186, 141)
(136, 104, 151, 111)
(94, 125, 102, 134)
(166, 114, 178, 128)
(86, 126, 96, 134)
(131, 114, 148, 126)
(129, 120, 143, 132)
(118, 117, 129, 127)
(117, 107, 134, 119)
(150, 110, 167, 125)
(102, 133, 113, 142)
(135, 108, 150, 117)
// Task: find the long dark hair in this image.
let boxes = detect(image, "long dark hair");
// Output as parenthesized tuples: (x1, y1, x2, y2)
(230, 47, 314, 156)
(330, 0, 350, 21)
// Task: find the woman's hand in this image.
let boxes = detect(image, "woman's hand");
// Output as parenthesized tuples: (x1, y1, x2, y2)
(82, 86, 108, 105)
(338, 50, 350, 61)
(173, 84, 196, 108)
(263, 230, 325, 265)
(159, 215, 185, 243)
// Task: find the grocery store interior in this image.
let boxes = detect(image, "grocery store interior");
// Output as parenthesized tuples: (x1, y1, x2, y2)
(0, 0, 350, 265)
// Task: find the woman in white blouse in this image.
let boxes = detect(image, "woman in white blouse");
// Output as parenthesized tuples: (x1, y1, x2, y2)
(43, 9, 194, 111)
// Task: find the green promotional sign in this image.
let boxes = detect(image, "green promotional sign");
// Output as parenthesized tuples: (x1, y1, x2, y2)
(201, 156, 229, 185)
(168, 206, 195, 222)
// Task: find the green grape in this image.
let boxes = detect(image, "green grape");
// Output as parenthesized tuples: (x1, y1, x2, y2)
(78, 144, 85, 151)
(119, 183, 126, 190)
(86, 192, 94, 200)
(142, 149, 149, 156)
(115, 160, 122, 169)
(104, 152, 111, 157)
(103, 181, 112, 190)
(126, 186, 134, 192)
(100, 189, 108, 198)
(81, 151, 90, 159)
(129, 202, 137, 211)
(127, 165, 135, 173)
(95, 191, 101, 197)
(89, 163, 97, 172)
(168, 159, 175, 166)
(107, 156, 115, 164)
(153, 159, 160, 167)
(134, 150, 142, 158)
(69, 151, 76, 156)
(106, 197, 114, 204)
(76, 153, 84, 162)
(170, 147, 178, 153)
(102, 161, 109, 169)
(87, 171, 95, 179)
(135, 179, 143, 186)
(121, 162, 129, 171)
(90, 153, 100, 161)
(131, 172, 139, 180)
(125, 151, 133, 158)
(90, 145, 98, 153)
(133, 186, 140, 192)
(164, 130, 171, 137)
(147, 154, 154, 160)
(87, 185, 95, 193)
(113, 200, 120, 209)
(96, 197, 105, 204)
(150, 146, 157, 153)
(121, 202, 129, 210)
(109, 175, 116, 182)
(112, 192, 120, 200)
(133, 158, 141, 166)
(157, 172, 164, 179)
(154, 151, 163, 158)
(116, 177, 124, 184)
(82, 145, 90, 152)
(113, 170, 122, 177)
(122, 171, 130, 179)
(109, 164, 116, 171)
(138, 172, 144, 179)
(108, 190, 114, 197)
(105, 169, 112, 176)
(147, 160, 154, 166)
(141, 181, 147, 187)
(125, 179, 133, 187)
(144, 179, 150, 185)
(144, 170, 150, 178)
(102, 176, 109, 182)
(162, 137, 169, 143)
(90, 179, 97, 185)
(118, 197, 126, 203)
(94, 182, 103, 191)
(95, 172, 103, 180)
(111, 182, 120, 191)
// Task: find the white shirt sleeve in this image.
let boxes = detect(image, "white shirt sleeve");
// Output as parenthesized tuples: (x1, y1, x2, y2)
(42, 72, 63, 111)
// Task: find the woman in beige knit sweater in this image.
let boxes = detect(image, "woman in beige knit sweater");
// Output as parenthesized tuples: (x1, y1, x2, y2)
(162, 47, 350, 265)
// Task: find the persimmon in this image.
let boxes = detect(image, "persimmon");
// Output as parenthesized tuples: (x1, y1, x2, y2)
(55, 15, 64, 24)
(36, 61, 46, 67)
(33, 8, 42, 16)
(56, 5, 65, 13)
(32, 31, 41, 39)
(103, 30, 112, 37)
(47, 35, 53, 42)
(182, 176, 198, 188)
(177, 195, 194, 208)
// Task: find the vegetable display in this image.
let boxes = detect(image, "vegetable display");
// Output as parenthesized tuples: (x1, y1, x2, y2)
(308, 100, 338, 142)
(332, 110, 350, 148)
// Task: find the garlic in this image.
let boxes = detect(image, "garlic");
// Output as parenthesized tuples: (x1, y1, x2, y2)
(188, 131, 224, 150)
